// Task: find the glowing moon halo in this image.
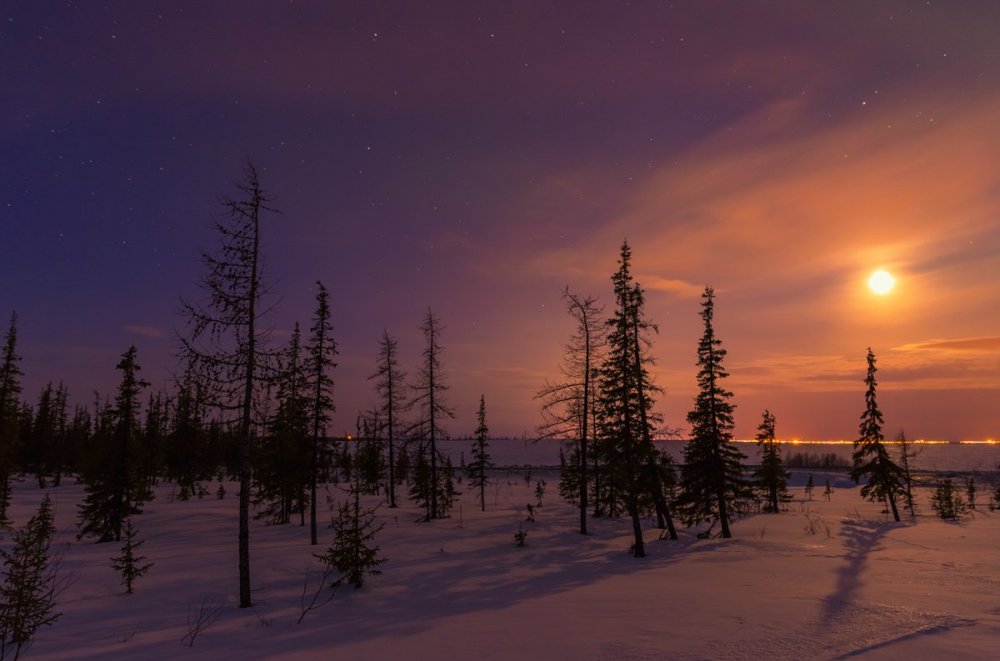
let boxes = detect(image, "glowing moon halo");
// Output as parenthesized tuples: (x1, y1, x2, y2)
(868, 269, 895, 295)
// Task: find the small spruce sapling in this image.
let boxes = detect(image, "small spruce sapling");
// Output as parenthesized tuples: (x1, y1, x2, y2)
(514, 525, 527, 547)
(823, 479, 833, 502)
(966, 476, 977, 510)
(317, 468, 385, 589)
(110, 518, 153, 594)
(805, 474, 814, 500)
(534, 480, 546, 507)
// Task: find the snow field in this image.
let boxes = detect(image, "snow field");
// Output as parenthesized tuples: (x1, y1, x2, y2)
(8, 470, 1000, 660)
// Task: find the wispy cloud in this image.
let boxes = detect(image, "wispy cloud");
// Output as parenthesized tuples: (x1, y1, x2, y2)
(894, 337, 1000, 354)
(124, 324, 167, 340)
(641, 276, 704, 299)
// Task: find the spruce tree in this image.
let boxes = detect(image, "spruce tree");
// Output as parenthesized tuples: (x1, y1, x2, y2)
(165, 361, 209, 497)
(78, 346, 148, 542)
(306, 281, 337, 545)
(466, 395, 493, 512)
(29, 384, 57, 488)
(0, 313, 23, 528)
(254, 324, 310, 525)
(407, 310, 454, 520)
(180, 162, 277, 608)
(753, 410, 789, 513)
(110, 518, 153, 594)
(0, 495, 61, 660)
(677, 287, 746, 539)
(48, 384, 69, 487)
(355, 413, 385, 495)
(318, 465, 385, 589)
(558, 443, 581, 505)
(966, 476, 977, 510)
(849, 348, 904, 522)
(370, 330, 404, 509)
(593, 242, 673, 555)
(135, 392, 165, 502)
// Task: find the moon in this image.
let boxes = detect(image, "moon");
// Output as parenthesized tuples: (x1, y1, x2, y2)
(868, 269, 896, 295)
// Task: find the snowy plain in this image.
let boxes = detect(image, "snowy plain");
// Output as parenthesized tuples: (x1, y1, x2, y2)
(10, 447, 1000, 660)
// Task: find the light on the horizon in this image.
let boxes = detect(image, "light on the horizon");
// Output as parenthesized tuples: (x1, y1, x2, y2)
(868, 269, 896, 295)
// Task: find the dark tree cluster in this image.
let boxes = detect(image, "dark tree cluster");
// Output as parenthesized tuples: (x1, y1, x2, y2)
(540, 241, 917, 550)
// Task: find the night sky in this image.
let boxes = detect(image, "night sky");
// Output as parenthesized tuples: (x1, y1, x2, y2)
(3, 2, 999, 441)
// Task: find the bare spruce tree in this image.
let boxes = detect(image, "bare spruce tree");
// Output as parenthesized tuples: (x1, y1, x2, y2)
(180, 161, 277, 608)
(307, 282, 337, 545)
(896, 429, 918, 517)
(849, 348, 903, 522)
(536, 289, 604, 535)
(370, 330, 404, 509)
(408, 309, 454, 520)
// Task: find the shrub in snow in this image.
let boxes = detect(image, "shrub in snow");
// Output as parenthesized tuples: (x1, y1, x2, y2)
(931, 478, 965, 520)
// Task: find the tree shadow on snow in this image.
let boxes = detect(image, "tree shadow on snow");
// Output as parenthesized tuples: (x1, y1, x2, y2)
(820, 519, 901, 623)
(280, 520, 710, 654)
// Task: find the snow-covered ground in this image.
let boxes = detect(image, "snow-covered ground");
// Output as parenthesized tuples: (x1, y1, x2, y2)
(12, 469, 1000, 660)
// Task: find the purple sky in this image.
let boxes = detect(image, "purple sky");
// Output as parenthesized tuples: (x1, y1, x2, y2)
(3, 2, 999, 440)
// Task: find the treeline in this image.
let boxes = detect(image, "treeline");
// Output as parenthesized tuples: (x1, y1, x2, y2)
(0, 162, 492, 611)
